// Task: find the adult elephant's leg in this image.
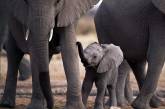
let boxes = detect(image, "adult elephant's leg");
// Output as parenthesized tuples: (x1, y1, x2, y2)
(128, 60, 146, 90)
(116, 60, 130, 107)
(125, 73, 133, 104)
(127, 59, 162, 108)
(60, 25, 85, 109)
(0, 34, 24, 108)
(132, 13, 165, 109)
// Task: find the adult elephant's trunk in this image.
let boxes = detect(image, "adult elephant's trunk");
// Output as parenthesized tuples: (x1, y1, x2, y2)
(26, 2, 56, 108)
(28, 19, 54, 109)
(29, 34, 54, 109)
(76, 42, 89, 67)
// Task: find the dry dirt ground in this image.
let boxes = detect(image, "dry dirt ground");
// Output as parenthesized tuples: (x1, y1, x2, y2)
(0, 17, 165, 109)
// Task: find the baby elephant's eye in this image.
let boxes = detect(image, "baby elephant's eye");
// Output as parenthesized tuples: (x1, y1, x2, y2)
(93, 55, 97, 59)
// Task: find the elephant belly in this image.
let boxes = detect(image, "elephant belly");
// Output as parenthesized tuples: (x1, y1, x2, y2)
(95, 0, 152, 61)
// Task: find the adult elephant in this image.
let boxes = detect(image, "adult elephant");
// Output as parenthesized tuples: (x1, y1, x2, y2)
(0, 0, 98, 109)
(94, 0, 165, 109)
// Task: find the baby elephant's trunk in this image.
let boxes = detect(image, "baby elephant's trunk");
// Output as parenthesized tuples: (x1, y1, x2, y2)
(76, 42, 89, 67)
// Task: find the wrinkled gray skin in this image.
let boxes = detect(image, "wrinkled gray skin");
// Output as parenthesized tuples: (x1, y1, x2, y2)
(0, 0, 99, 109)
(95, 0, 165, 109)
(77, 42, 124, 109)
(0, 4, 31, 81)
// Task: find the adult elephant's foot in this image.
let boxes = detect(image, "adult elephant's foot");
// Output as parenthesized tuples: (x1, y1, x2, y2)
(131, 95, 151, 109)
(150, 94, 163, 108)
(26, 98, 47, 109)
(0, 97, 15, 108)
(64, 101, 85, 109)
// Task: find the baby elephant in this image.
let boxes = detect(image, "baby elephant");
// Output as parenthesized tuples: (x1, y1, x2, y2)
(77, 42, 123, 109)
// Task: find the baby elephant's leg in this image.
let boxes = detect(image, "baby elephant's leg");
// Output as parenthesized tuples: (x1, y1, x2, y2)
(81, 68, 94, 106)
(95, 79, 107, 109)
(107, 85, 117, 107)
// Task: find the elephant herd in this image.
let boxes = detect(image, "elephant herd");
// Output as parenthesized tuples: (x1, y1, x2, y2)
(0, 0, 165, 109)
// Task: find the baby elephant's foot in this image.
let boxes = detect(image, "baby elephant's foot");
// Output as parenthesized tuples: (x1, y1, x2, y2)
(0, 98, 15, 108)
(110, 106, 121, 109)
(26, 98, 47, 109)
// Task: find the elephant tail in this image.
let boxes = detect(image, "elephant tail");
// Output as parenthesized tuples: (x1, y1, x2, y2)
(76, 42, 89, 67)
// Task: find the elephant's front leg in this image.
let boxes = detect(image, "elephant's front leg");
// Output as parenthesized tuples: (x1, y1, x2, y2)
(0, 36, 23, 108)
(95, 80, 106, 109)
(107, 85, 117, 107)
(60, 25, 85, 109)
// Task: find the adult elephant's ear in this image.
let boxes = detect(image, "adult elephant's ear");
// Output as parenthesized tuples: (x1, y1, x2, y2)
(152, 0, 165, 14)
(10, 0, 28, 25)
(57, 0, 99, 27)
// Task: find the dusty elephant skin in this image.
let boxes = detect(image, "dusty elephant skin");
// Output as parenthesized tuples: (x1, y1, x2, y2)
(95, 0, 165, 109)
(0, 0, 99, 109)
(77, 42, 126, 109)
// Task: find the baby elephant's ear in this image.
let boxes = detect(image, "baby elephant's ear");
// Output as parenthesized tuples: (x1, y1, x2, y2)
(97, 51, 116, 73)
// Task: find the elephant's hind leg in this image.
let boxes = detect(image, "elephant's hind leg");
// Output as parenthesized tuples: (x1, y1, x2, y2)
(0, 34, 24, 108)
(132, 13, 165, 109)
